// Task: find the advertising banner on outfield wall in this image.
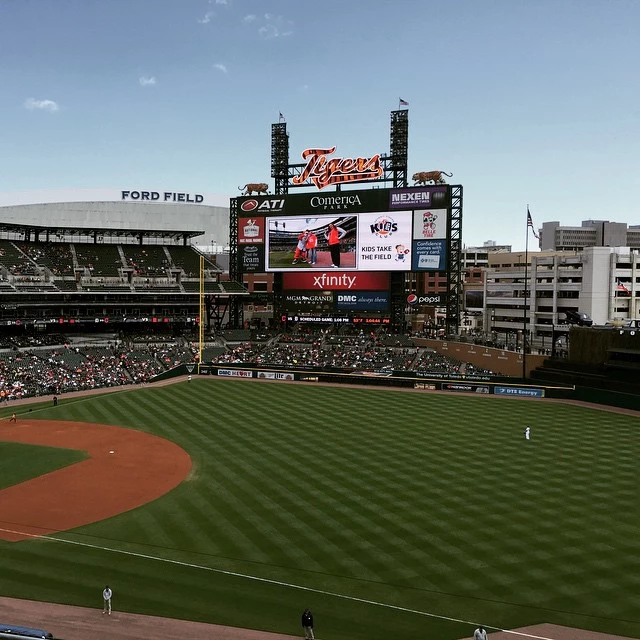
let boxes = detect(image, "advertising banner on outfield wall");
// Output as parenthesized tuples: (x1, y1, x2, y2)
(442, 383, 491, 394)
(217, 369, 254, 378)
(257, 371, 296, 381)
(494, 386, 545, 398)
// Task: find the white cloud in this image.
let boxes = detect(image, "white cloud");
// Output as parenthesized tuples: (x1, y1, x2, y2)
(214, 63, 228, 74)
(214, 0, 228, 4)
(256, 14, 293, 39)
(243, 14, 256, 22)
(139, 76, 157, 86)
(24, 98, 59, 112)
(198, 10, 215, 24)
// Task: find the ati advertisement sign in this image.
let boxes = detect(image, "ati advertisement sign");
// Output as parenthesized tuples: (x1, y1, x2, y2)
(283, 271, 390, 291)
(239, 218, 265, 243)
(389, 187, 449, 210)
(335, 291, 389, 312)
(283, 292, 334, 311)
(238, 189, 391, 216)
(357, 212, 412, 271)
(241, 244, 265, 273)
(411, 239, 447, 271)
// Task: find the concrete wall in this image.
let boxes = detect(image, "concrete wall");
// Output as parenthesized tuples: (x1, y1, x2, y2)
(414, 338, 546, 377)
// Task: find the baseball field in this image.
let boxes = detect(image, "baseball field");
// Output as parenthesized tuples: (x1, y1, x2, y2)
(0, 378, 638, 640)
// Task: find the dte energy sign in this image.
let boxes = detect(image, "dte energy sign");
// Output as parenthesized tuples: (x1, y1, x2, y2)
(122, 190, 204, 203)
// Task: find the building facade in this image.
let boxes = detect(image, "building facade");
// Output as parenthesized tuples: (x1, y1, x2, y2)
(540, 220, 640, 252)
(482, 248, 640, 346)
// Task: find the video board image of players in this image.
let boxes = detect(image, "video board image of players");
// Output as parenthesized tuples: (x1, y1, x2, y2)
(266, 215, 357, 271)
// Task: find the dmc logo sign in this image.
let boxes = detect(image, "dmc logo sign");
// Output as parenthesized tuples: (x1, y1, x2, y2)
(241, 198, 285, 212)
(370, 216, 398, 238)
(407, 294, 442, 305)
(337, 295, 357, 302)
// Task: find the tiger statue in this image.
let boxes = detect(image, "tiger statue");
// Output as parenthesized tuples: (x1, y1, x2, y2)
(412, 170, 453, 185)
(238, 183, 270, 196)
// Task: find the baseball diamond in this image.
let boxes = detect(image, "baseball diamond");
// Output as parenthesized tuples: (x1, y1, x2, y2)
(0, 377, 639, 640)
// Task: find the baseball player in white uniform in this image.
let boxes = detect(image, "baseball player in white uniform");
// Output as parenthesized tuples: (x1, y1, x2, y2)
(474, 626, 488, 640)
(524, 426, 531, 440)
(102, 585, 112, 614)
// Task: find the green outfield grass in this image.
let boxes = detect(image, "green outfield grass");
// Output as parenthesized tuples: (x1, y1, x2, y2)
(0, 442, 87, 490)
(0, 380, 639, 640)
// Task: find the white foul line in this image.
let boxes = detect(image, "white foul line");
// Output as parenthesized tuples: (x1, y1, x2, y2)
(0, 526, 559, 640)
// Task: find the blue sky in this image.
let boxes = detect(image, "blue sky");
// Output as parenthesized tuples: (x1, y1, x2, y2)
(1, 0, 639, 249)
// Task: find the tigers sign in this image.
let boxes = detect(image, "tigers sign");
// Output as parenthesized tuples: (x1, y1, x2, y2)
(291, 146, 383, 190)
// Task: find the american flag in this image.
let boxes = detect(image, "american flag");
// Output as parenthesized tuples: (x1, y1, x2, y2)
(399, 98, 409, 106)
(616, 278, 631, 294)
(527, 207, 540, 240)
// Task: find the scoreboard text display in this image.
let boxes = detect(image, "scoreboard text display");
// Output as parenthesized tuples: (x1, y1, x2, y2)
(236, 186, 451, 273)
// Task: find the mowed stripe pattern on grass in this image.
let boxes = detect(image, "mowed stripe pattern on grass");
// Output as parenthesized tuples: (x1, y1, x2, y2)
(0, 379, 639, 640)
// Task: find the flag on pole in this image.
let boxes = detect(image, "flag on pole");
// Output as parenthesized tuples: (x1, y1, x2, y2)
(278, 111, 284, 121)
(616, 278, 631, 294)
(399, 98, 409, 107)
(527, 207, 540, 240)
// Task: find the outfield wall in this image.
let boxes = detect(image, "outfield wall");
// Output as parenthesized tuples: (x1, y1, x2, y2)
(413, 339, 546, 377)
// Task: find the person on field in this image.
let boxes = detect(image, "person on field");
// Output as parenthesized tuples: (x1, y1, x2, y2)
(9, 413, 16, 423)
(103, 585, 112, 615)
(305, 231, 318, 265)
(301, 608, 314, 639)
(292, 230, 310, 264)
(474, 626, 488, 640)
(524, 425, 531, 440)
(325, 223, 346, 268)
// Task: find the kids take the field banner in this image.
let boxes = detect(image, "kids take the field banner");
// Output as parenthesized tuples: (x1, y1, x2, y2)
(356, 212, 412, 271)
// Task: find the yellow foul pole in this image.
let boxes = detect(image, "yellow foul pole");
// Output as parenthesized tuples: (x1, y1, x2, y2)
(198, 254, 205, 373)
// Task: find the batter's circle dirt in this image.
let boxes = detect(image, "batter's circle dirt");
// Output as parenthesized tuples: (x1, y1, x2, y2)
(0, 419, 191, 542)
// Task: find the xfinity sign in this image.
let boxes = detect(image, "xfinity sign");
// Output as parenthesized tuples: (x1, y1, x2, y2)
(122, 190, 204, 203)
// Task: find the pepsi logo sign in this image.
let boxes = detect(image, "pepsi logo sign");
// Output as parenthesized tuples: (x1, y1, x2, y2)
(241, 199, 259, 212)
(407, 294, 443, 306)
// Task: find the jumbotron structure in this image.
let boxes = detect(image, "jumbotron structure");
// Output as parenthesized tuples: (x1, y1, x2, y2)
(229, 109, 463, 332)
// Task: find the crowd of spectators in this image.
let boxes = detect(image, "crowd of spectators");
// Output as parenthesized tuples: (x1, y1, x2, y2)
(0, 328, 496, 400)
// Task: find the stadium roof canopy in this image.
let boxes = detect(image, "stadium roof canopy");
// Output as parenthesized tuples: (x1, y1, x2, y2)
(0, 220, 203, 241)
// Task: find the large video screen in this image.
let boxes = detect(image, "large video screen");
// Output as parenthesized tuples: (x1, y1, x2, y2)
(236, 186, 451, 273)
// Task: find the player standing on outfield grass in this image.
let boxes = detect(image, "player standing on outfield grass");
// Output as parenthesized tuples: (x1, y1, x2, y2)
(474, 626, 488, 640)
(102, 585, 112, 615)
(301, 608, 314, 639)
(524, 425, 531, 440)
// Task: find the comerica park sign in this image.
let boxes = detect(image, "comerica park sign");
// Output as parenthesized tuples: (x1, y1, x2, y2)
(292, 146, 383, 190)
(121, 190, 204, 203)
